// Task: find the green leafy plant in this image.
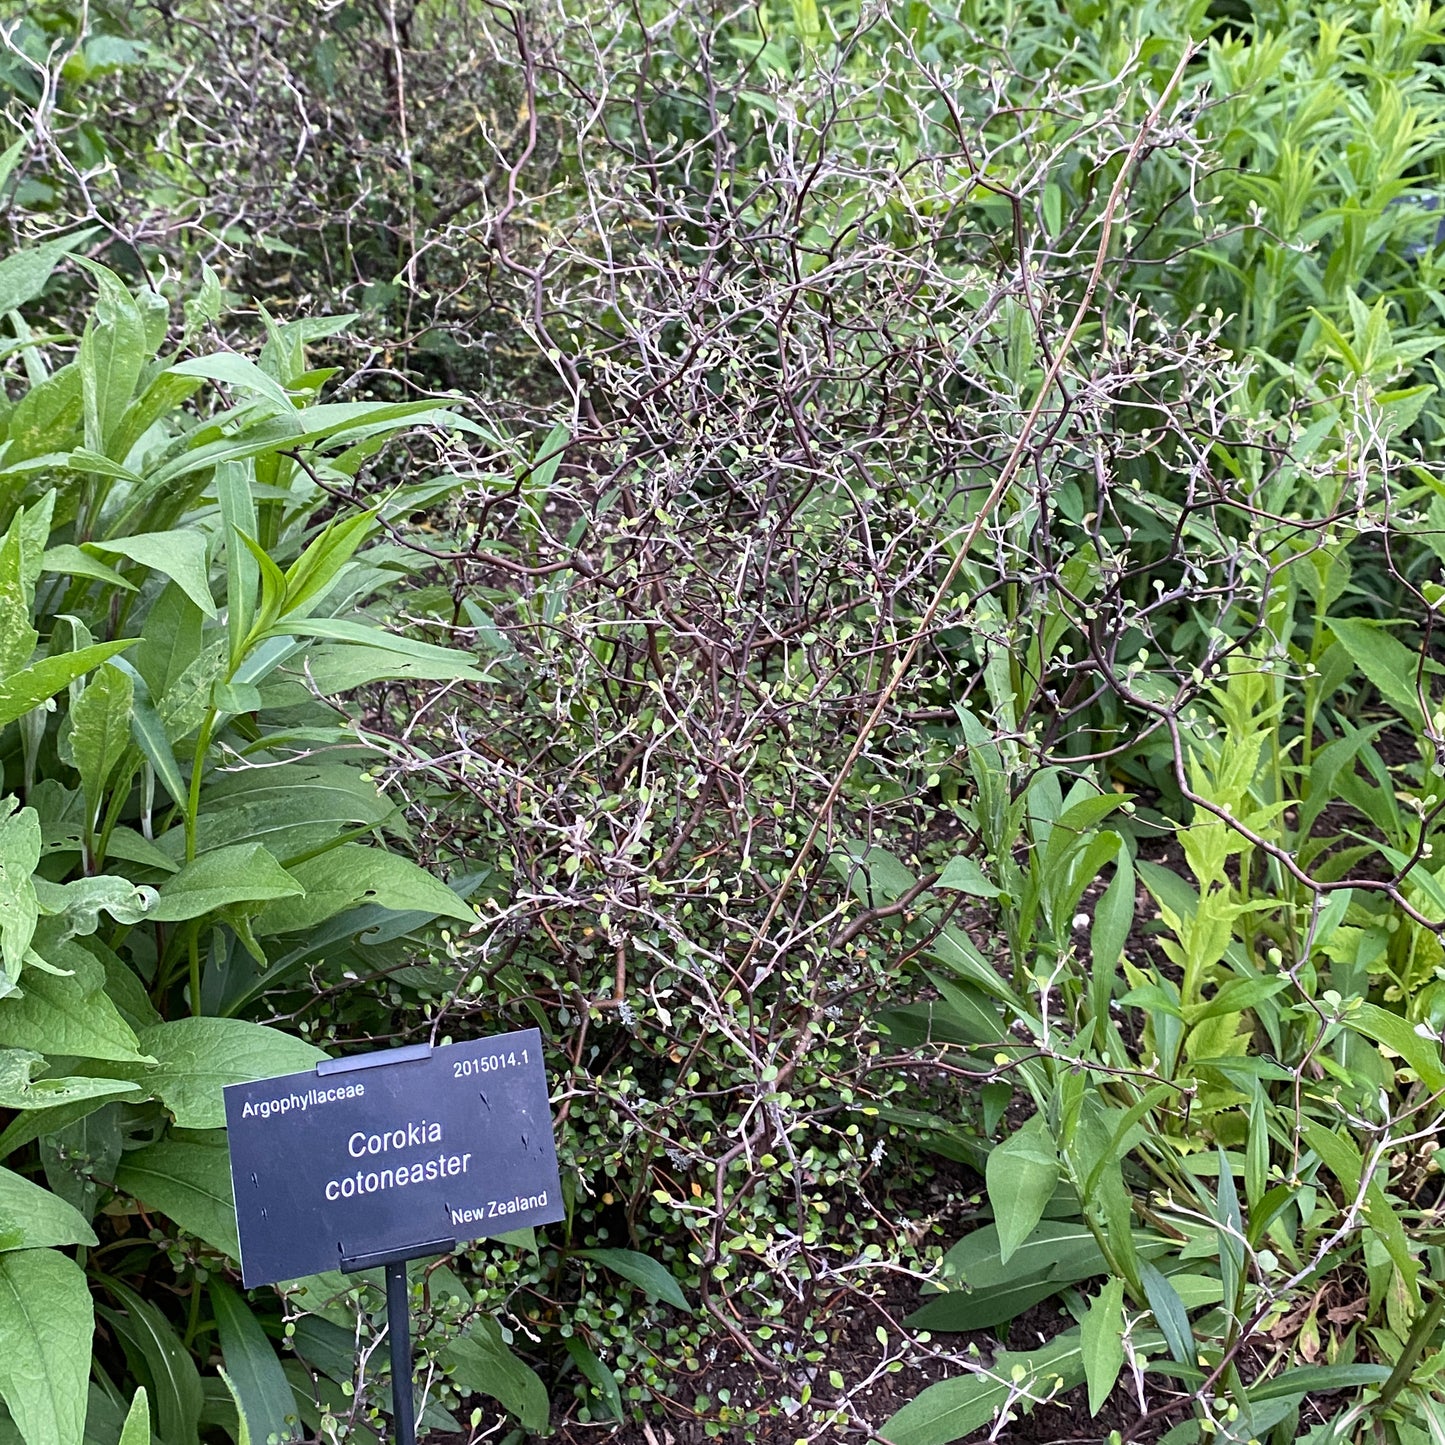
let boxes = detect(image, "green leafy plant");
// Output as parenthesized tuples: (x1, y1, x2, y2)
(0, 237, 540, 1445)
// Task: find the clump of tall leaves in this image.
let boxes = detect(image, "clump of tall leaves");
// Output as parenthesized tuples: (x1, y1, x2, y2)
(831, 0, 1445, 1438)
(0, 236, 496, 1445)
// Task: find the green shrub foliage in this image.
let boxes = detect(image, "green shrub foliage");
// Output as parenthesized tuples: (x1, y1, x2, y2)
(11, 0, 1445, 1441)
(0, 242, 498, 1444)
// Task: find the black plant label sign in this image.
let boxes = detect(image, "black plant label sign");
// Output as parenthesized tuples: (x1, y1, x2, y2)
(224, 1028, 564, 1287)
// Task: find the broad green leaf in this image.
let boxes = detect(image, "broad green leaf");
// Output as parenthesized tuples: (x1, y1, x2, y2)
(906, 1220, 1168, 1332)
(39, 546, 135, 592)
(301, 643, 490, 692)
(1080, 1277, 1125, 1415)
(0, 639, 136, 729)
(907, 1271, 1086, 1333)
(91, 944, 161, 1032)
(927, 925, 1023, 1003)
(211, 1280, 300, 1442)
(287, 1315, 357, 1384)
(0, 231, 96, 316)
(986, 1115, 1059, 1265)
(156, 638, 226, 743)
(1137, 858, 1198, 922)
(1342, 1002, 1445, 1092)
(101, 1280, 203, 1445)
(0, 1167, 96, 1249)
(830, 840, 917, 907)
(937, 1221, 1111, 1287)
(562, 1337, 622, 1421)
(881, 1329, 1086, 1445)
(5, 366, 81, 462)
(148, 843, 304, 922)
(129, 1018, 327, 1129)
(0, 1097, 122, 1162)
(0, 802, 40, 987)
(575, 1247, 691, 1313)
(114, 1132, 238, 1257)
(176, 764, 391, 862)
(934, 855, 1001, 897)
(212, 678, 261, 714)
(0, 1049, 138, 1111)
(439, 1318, 550, 1433)
(39, 1104, 120, 1223)
(117, 1389, 150, 1445)
(68, 663, 134, 817)
(1330, 618, 1427, 726)
(255, 845, 477, 934)
(90, 532, 217, 618)
(102, 828, 179, 876)
(0, 943, 150, 1063)
(0, 1248, 93, 1445)
(132, 583, 204, 704)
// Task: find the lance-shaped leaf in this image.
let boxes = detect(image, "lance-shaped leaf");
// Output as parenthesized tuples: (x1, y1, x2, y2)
(260, 615, 483, 680)
(100, 1280, 202, 1445)
(77, 262, 148, 455)
(0, 802, 40, 989)
(0, 640, 137, 729)
(439, 1318, 549, 1434)
(68, 663, 134, 819)
(212, 1280, 300, 1442)
(0, 230, 96, 316)
(281, 510, 377, 618)
(1080, 1277, 1126, 1416)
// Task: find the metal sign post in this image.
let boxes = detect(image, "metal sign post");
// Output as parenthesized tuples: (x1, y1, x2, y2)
(386, 1260, 417, 1445)
(337, 1235, 454, 1445)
